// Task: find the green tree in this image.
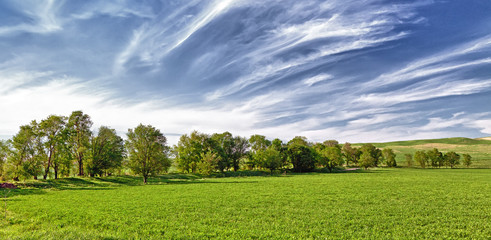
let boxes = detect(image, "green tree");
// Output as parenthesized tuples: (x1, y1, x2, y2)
(197, 151, 220, 175)
(258, 147, 283, 173)
(342, 142, 357, 166)
(0, 140, 9, 180)
(287, 144, 316, 172)
(247, 135, 271, 169)
(88, 126, 125, 177)
(68, 111, 93, 176)
(462, 154, 472, 167)
(7, 122, 42, 180)
(38, 115, 67, 179)
(427, 148, 443, 168)
(319, 146, 343, 172)
(231, 136, 249, 171)
(360, 144, 382, 167)
(269, 138, 288, 170)
(414, 151, 428, 168)
(175, 131, 210, 173)
(444, 151, 460, 168)
(288, 136, 310, 147)
(405, 153, 413, 167)
(359, 151, 375, 170)
(382, 148, 397, 167)
(323, 140, 340, 148)
(126, 124, 171, 183)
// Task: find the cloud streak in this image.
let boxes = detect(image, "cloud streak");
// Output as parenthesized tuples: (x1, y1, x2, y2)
(1, 0, 491, 145)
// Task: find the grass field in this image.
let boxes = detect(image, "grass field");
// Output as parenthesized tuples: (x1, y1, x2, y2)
(1, 168, 490, 239)
(353, 137, 491, 168)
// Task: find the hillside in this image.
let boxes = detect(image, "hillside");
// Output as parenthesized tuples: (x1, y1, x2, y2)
(353, 137, 491, 168)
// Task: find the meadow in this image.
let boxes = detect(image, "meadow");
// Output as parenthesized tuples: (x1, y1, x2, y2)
(354, 137, 491, 168)
(1, 168, 490, 239)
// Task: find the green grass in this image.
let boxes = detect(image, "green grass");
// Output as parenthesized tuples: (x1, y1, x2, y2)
(1, 169, 490, 239)
(353, 137, 491, 168)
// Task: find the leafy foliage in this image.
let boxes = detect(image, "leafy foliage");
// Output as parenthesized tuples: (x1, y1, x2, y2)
(126, 124, 170, 183)
(87, 126, 125, 177)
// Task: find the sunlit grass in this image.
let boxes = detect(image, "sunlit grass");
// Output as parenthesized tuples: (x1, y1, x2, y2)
(1, 168, 490, 239)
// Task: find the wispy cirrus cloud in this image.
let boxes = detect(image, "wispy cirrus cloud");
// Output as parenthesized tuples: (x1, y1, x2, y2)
(1, 0, 491, 145)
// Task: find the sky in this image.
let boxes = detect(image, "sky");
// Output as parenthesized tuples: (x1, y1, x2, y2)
(1, 0, 491, 145)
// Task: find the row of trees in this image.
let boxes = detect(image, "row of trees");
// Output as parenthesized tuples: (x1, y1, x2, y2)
(405, 148, 471, 168)
(0, 111, 171, 183)
(174, 132, 397, 173)
(0, 111, 475, 182)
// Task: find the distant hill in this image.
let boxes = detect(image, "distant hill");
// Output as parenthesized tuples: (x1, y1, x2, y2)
(353, 137, 491, 168)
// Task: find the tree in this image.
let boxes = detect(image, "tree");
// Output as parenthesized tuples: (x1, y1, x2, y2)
(231, 136, 249, 171)
(211, 132, 234, 171)
(359, 151, 375, 170)
(288, 136, 310, 147)
(126, 124, 170, 184)
(7, 122, 42, 180)
(382, 148, 397, 167)
(197, 151, 220, 175)
(175, 131, 210, 173)
(258, 147, 283, 173)
(414, 151, 428, 168)
(319, 146, 343, 172)
(87, 126, 125, 177)
(462, 154, 472, 167)
(68, 111, 93, 176)
(323, 140, 339, 148)
(247, 135, 271, 169)
(360, 144, 382, 167)
(405, 154, 413, 167)
(0, 140, 9, 180)
(38, 115, 66, 179)
(342, 142, 357, 166)
(271, 138, 288, 169)
(427, 148, 443, 168)
(287, 144, 316, 172)
(444, 151, 460, 168)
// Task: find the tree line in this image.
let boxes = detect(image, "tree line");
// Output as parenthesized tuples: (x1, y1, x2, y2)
(0, 111, 473, 183)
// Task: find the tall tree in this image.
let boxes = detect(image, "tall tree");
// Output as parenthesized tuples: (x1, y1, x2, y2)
(247, 135, 271, 169)
(7, 122, 41, 180)
(175, 131, 210, 173)
(258, 147, 283, 173)
(444, 151, 460, 168)
(319, 146, 343, 172)
(342, 142, 357, 166)
(359, 151, 375, 170)
(88, 126, 125, 177)
(360, 144, 382, 167)
(38, 115, 67, 179)
(0, 140, 9, 179)
(414, 151, 428, 168)
(382, 148, 397, 167)
(68, 111, 93, 176)
(126, 124, 170, 183)
(462, 154, 472, 167)
(427, 148, 443, 168)
(287, 144, 316, 172)
(231, 136, 249, 171)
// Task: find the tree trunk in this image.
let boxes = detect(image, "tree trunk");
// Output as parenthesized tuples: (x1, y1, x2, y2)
(78, 154, 84, 176)
(54, 165, 58, 179)
(143, 175, 147, 184)
(44, 151, 53, 180)
(34, 176, 38, 180)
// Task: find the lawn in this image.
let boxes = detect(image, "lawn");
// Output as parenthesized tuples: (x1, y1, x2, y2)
(1, 168, 490, 239)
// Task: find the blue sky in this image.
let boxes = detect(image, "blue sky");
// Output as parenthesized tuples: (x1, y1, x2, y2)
(1, 0, 491, 145)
